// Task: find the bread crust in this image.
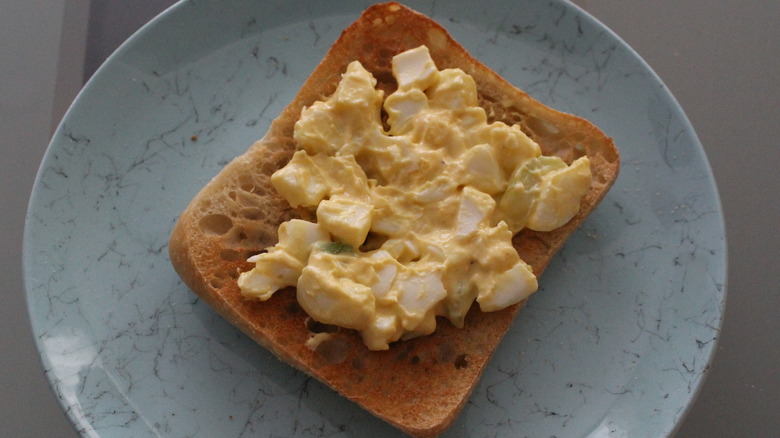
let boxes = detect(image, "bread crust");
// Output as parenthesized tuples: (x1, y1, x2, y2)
(169, 3, 619, 437)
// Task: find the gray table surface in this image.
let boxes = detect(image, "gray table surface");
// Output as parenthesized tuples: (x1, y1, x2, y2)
(2, 1, 778, 436)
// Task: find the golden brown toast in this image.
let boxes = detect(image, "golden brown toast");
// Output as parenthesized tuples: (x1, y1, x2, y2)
(169, 3, 619, 437)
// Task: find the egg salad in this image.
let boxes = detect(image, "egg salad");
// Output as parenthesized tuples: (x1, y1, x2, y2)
(238, 46, 591, 350)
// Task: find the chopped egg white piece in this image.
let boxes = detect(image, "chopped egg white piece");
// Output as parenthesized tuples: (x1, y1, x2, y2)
(238, 45, 591, 350)
(392, 45, 439, 91)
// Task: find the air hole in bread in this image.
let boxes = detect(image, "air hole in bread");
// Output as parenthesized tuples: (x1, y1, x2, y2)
(238, 175, 260, 194)
(305, 317, 338, 334)
(209, 274, 226, 290)
(199, 214, 233, 236)
(315, 336, 350, 364)
(240, 207, 265, 221)
(233, 222, 274, 248)
(226, 228, 246, 245)
(261, 160, 280, 175)
(234, 190, 261, 208)
(454, 353, 469, 369)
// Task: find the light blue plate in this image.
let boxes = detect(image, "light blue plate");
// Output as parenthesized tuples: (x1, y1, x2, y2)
(24, 1, 726, 437)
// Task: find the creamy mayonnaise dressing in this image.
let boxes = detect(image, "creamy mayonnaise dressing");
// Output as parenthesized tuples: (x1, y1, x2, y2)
(238, 46, 591, 350)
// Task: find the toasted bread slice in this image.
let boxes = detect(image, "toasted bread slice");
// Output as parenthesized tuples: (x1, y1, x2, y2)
(169, 2, 619, 437)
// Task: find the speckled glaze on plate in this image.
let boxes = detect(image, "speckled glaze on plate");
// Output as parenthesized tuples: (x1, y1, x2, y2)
(24, 1, 726, 437)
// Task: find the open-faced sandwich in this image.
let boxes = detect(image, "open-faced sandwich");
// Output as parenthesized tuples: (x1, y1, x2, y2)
(169, 3, 620, 437)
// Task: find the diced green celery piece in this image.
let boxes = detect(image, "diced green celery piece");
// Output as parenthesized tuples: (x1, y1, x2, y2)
(317, 241, 356, 255)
